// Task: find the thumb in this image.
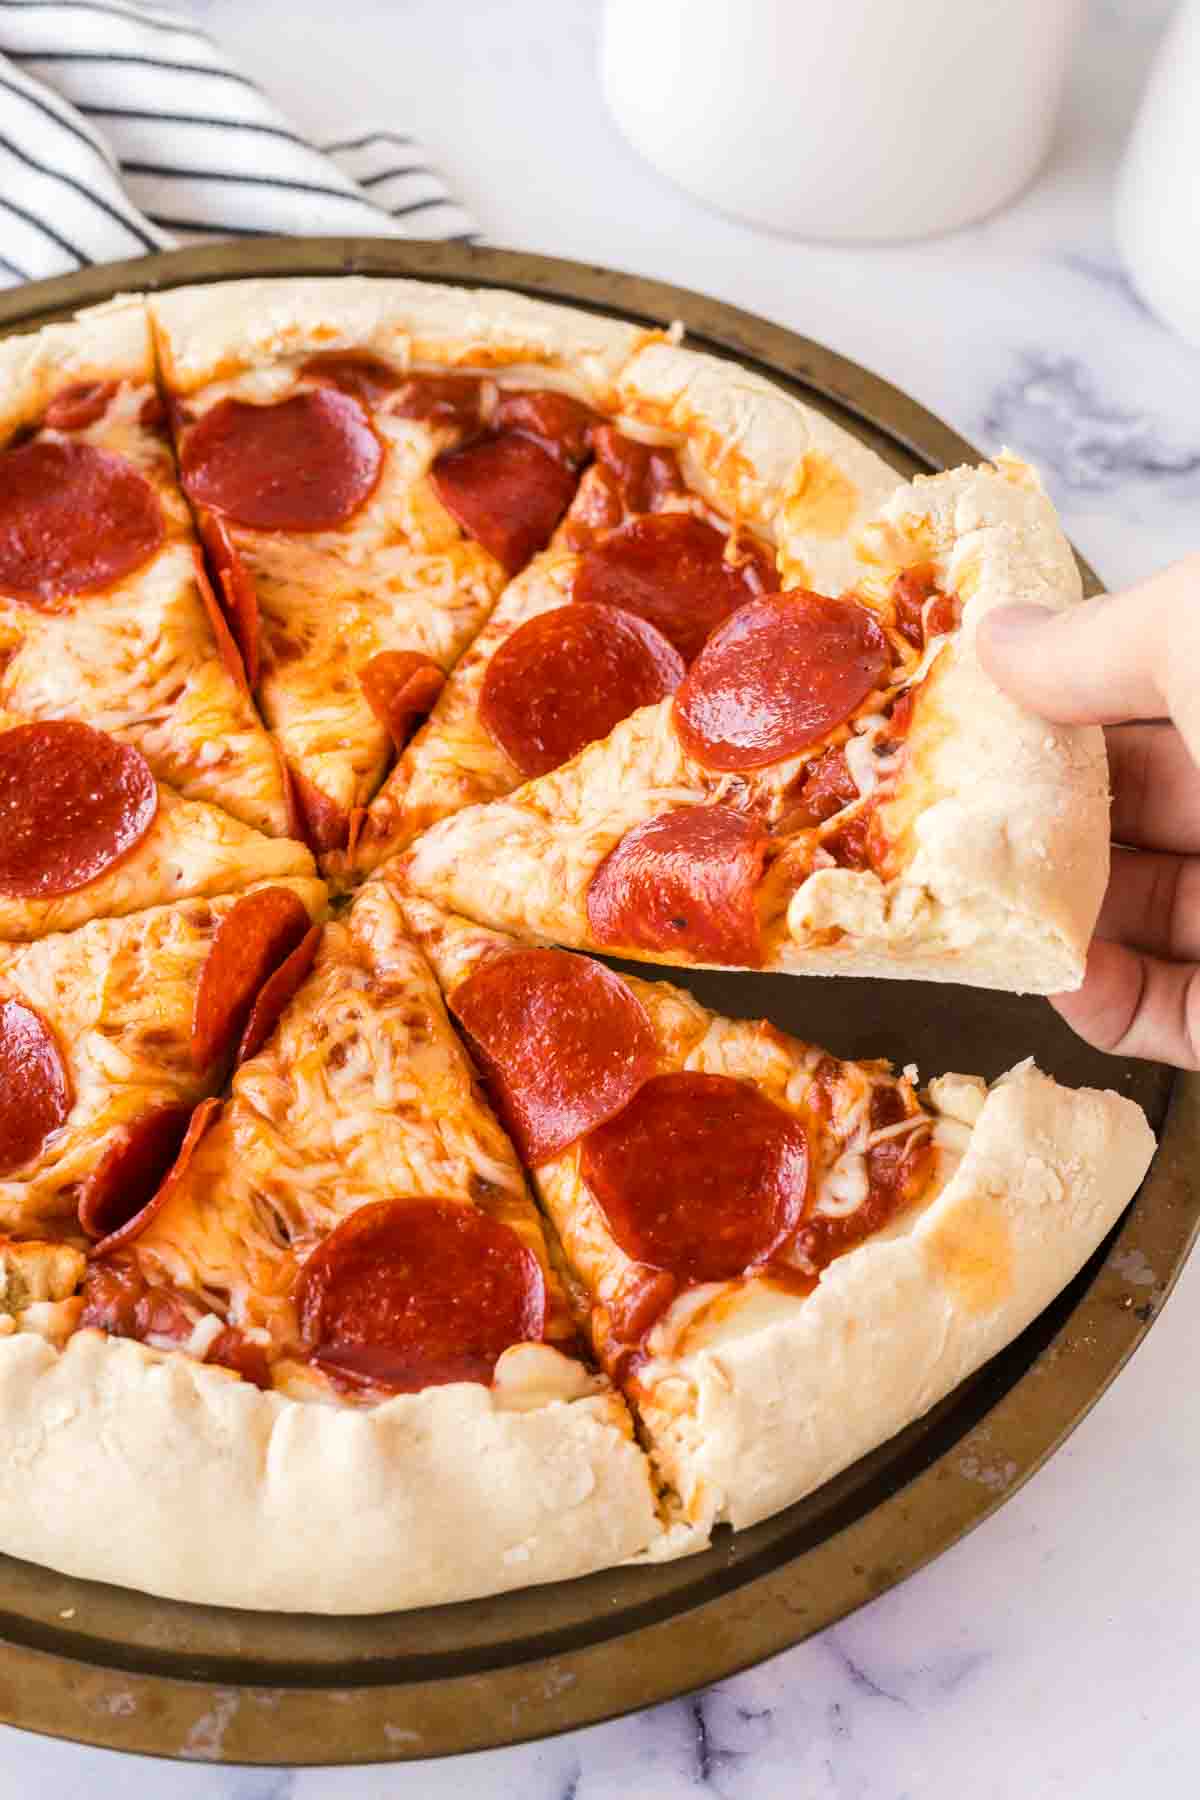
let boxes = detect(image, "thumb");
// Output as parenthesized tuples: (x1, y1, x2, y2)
(976, 555, 1200, 757)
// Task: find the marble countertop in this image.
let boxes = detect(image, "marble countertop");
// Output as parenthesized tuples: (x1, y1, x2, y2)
(4, 0, 1200, 1793)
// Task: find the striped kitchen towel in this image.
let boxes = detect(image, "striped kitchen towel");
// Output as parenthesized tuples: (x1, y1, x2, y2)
(0, 0, 475, 288)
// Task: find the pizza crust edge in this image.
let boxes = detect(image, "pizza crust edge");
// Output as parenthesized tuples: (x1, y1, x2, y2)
(0, 1328, 669, 1612)
(781, 456, 1110, 992)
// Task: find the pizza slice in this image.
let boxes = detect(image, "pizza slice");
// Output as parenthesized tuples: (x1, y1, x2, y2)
(148, 277, 655, 855)
(0, 876, 325, 1259)
(0, 299, 291, 838)
(12, 875, 661, 1610)
(401, 456, 1108, 994)
(393, 879, 1155, 1542)
(339, 336, 899, 878)
(0, 713, 316, 941)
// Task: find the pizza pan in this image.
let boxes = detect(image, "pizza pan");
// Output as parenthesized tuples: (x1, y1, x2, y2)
(0, 239, 1191, 1764)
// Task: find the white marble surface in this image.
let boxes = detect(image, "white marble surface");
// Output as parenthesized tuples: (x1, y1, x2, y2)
(4, 0, 1200, 1792)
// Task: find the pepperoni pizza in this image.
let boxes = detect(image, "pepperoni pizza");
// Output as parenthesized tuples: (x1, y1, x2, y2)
(0, 276, 1155, 1615)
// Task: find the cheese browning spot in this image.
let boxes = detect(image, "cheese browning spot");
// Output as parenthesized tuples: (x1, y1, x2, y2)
(926, 1191, 1015, 1314)
(781, 450, 860, 540)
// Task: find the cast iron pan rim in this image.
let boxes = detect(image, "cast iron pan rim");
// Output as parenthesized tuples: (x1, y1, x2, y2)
(0, 239, 1190, 1764)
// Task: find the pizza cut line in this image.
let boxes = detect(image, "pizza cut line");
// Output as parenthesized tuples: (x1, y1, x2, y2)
(0, 276, 1156, 1615)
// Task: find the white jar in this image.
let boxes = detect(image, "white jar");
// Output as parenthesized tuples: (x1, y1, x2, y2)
(601, 0, 1085, 242)
(1115, 0, 1200, 348)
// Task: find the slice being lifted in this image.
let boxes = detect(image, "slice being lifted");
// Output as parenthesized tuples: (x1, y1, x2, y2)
(394, 878, 1155, 1541)
(149, 277, 655, 855)
(0, 300, 291, 838)
(340, 336, 898, 878)
(0, 714, 316, 941)
(401, 457, 1109, 994)
(2, 878, 660, 1611)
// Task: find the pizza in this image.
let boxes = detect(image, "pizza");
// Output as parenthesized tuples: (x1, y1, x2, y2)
(0, 276, 1156, 1616)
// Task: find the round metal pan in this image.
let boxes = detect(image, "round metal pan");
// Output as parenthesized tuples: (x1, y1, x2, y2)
(0, 239, 1190, 1764)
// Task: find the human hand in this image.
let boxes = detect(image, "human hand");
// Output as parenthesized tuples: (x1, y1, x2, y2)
(978, 556, 1200, 1069)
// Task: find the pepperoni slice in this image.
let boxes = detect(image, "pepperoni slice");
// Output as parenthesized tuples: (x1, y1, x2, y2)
(206, 1326, 271, 1389)
(196, 511, 259, 687)
(0, 997, 71, 1176)
(90, 1095, 220, 1257)
(581, 1072, 809, 1286)
(0, 439, 164, 605)
(140, 391, 167, 431)
(786, 746, 858, 828)
(43, 380, 116, 431)
(674, 592, 890, 771)
(450, 948, 656, 1165)
(304, 356, 486, 430)
(589, 425, 687, 514)
(191, 886, 313, 1071)
(492, 390, 596, 468)
(80, 1253, 182, 1338)
(891, 567, 936, 649)
(295, 1197, 546, 1393)
(77, 1102, 195, 1241)
(431, 433, 578, 575)
(479, 602, 685, 779)
(235, 922, 321, 1065)
(587, 806, 769, 967)
(301, 352, 401, 410)
(180, 390, 383, 532)
(0, 721, 158, 899)
(283, 763, 349, 856)
(190, 546, 250, 694)
(572, 514, 774, 663)
(358, 650, 445, 753)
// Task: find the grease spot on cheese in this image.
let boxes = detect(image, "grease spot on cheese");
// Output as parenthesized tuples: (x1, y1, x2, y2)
(781, 450, 860, 539)
(926, 1191, 1014, 1314)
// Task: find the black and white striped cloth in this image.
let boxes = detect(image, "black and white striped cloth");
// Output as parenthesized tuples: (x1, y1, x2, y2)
(0, 0, 475, 289)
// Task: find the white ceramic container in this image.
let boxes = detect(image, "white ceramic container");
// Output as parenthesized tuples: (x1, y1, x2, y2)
(1115, 0, 1200, 349)
(601, 0, 1086, 242)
